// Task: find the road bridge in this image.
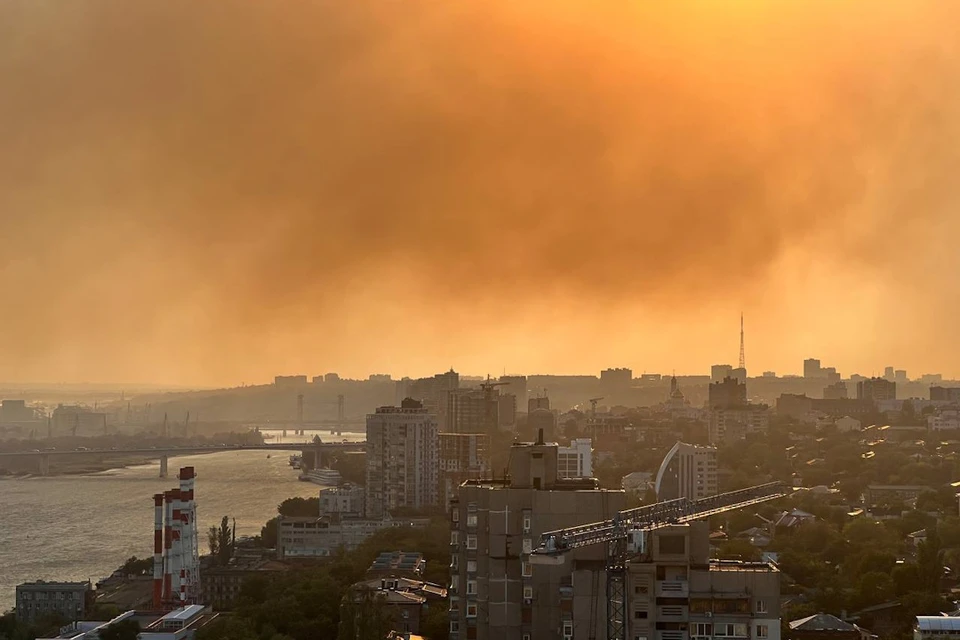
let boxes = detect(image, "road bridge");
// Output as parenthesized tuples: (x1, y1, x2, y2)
(0, 441, 365, 477)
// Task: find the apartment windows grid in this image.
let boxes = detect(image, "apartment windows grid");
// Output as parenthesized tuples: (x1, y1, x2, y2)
(757, 626, 769, 638)
(466, 534, 477, 550)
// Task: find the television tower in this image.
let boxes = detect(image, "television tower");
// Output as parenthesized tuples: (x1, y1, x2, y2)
(738, 313, 745, 370)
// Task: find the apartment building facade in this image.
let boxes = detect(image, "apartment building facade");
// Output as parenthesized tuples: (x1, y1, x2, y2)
(655, 442, 718, 501)
(627, 522, 781, 640)
(365, 399, 439, 518)
(449, 435, 625, 640)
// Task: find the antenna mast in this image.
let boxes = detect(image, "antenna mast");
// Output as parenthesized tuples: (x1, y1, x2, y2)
(738, 312, 745, 370)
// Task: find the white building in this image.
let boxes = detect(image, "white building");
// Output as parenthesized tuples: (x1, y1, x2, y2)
(655, 441, 718, 500)
(365, 399, 439, 518)
(929, 410, 960, 431)
(835, 416, 862, 433)
(319, 483, 365, 518)
(557, 438, 593, 478)
(709, 406, 770, 445)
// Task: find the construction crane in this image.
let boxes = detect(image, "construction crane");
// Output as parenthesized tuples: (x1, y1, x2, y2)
(588, 397, 604, 418)
(530, 481, 792, 640)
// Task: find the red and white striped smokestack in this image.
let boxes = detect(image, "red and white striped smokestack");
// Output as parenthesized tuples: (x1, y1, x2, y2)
(162, 490, 174, 603)
(152, 493, 164, 609)
(178, 467, 195, 603)
(170, 488, 183, 603)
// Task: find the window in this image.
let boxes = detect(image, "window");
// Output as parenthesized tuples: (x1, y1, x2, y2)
(524, 635, 531, 640)
(523, 515, 532, 532)
(452, 510, 460, 522)
(466, 603, 478, 618)
(756, 600, 767, 614)
(467, 514, 477, 527)
(466, 535, 477, 550)
(693, 623, 712, 637)
(467, 580, 477, 595)
(450, 622, 460, 633)
(451, 531, 459, 545)
(522, 562, 533, 577)
(634, 585, 649, 595)
(467, 560, 477, 573)
(563, 622, 573, 639)
(523, 538, 533, 554)
(450, 575, 459, 591)
(523, 586, 533, 600)
(634, 611, 648, 619)
(757, 626, 768, 638)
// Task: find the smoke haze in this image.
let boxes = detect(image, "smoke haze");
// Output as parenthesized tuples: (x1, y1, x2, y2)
(1, 1, 959, 384)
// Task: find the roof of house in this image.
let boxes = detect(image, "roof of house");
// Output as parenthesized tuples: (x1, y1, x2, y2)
(789, 613, 857, 632)
(916, 617, 960, 632)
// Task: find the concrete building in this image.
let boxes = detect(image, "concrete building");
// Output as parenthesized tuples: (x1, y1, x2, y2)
(711, 365, 734, 383)
(448, 434, 625, 640)
(929, 410, 960, 431)
(498, 393, 517, 430)
(804, 359, 822, 378)
(627, 522, 781, 640)
(834, 416, 862, 433)
(500, 376, 528, 407)
(320, 483, 365, 518)
(0, 399, 36, 423)
(601, 368, 633, 389)
(557, 438, 593, 478)
(398, 369, 460, 425)
(654, 442, 718, 500)
(51, 405, 108, 436)
(857, 378, 896, 403)
(709, 377, 747, 409)
(446, 388, 499, 434)
(341, 576, 447, 637)
(365, 399, 439, 519)
(16, 581, 93, 623)
(439, 432, 490, 507)
(823, 382, 848, 400)
(709, 406, 770, 445)
(528, 396, 550, 413)
(277, 515, 430, 559)
(274, 375, 308, 386)
(930, 386, 960, 402)
(367, 551, 426, 579)
(528, 408, 558, 442)
(201, 559, 288, 610)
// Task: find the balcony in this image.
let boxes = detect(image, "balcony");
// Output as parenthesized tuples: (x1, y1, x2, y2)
(656, 581, 689, 598)
(658, 605, 689, 621)
(657, 631, 688, 640)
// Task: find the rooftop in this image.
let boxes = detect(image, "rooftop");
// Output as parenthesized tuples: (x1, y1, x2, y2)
(917, 617, 960, 632)
(790, 613, 857, 632)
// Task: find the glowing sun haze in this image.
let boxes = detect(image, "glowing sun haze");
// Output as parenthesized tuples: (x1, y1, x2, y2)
(0, 0, 958, 385)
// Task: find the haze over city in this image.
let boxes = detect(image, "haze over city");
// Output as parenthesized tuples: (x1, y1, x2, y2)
(2, 0, 959, 386)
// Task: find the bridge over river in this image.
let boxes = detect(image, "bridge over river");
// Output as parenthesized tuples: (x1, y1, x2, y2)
(0, 441, 366, 476)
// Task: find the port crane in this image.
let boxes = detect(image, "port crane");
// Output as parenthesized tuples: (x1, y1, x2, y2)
(530, 481, 792, 640)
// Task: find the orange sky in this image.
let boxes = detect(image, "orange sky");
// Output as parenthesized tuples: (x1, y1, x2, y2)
(0, 1, 958, 385)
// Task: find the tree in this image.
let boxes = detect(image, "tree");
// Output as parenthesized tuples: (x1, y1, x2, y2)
(278, 497, 320, 517)
(917, 525, 944, 594)
(118, 556, 153, 576)
(260, 516, 279, 548)
(98, 619, 140, 640)
(855, 571, 895, 609)
(207, 516, 235, 566)
(337, 587, 395, 640)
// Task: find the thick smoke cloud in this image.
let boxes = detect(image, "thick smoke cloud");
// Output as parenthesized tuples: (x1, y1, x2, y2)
(0, 1, 958, 383)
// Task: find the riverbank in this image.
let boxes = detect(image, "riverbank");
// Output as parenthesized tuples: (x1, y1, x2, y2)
(0, 454, 157, 477)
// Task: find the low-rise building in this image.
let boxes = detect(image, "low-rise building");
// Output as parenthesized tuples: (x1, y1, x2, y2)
(341, 577, 447, 637)
(655, 441, 718, 500)
(277, 515, 430, 559)
(709, 406, 770, 445)
(915, 616, 960, 640)
(16, 581, 93, 623)
(320, 483, 365, 518)
(200, 558, 289, 610)
(367, 551, 426, 579)
(788, 613, 872, 640)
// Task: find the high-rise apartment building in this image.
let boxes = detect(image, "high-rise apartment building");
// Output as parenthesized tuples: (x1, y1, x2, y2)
(823, 381, 848, 400)
(628, 521, 781, 640)
(398, 369, 460, 425)
(500, 376, 528, 407)
(711, 364, 734, 383)
(655, 442, 718, 500)
(365, 399, 439, 518)
(528, 408, 558, 442)
(931, 386, 960, 402)
(708, 377, 747, 409)
(439, 432, 490, 507)
(447, 387, 501, 434)
(528, 396, 550, 413)
(449, 434, 625, 640)
(557, 438, 593, 478)
(708, 406, 769, 446)
(803, 358, 822, 378)
(856, 377, 896, 403)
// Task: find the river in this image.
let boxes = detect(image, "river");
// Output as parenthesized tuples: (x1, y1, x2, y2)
(0, 430, 364, 611)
